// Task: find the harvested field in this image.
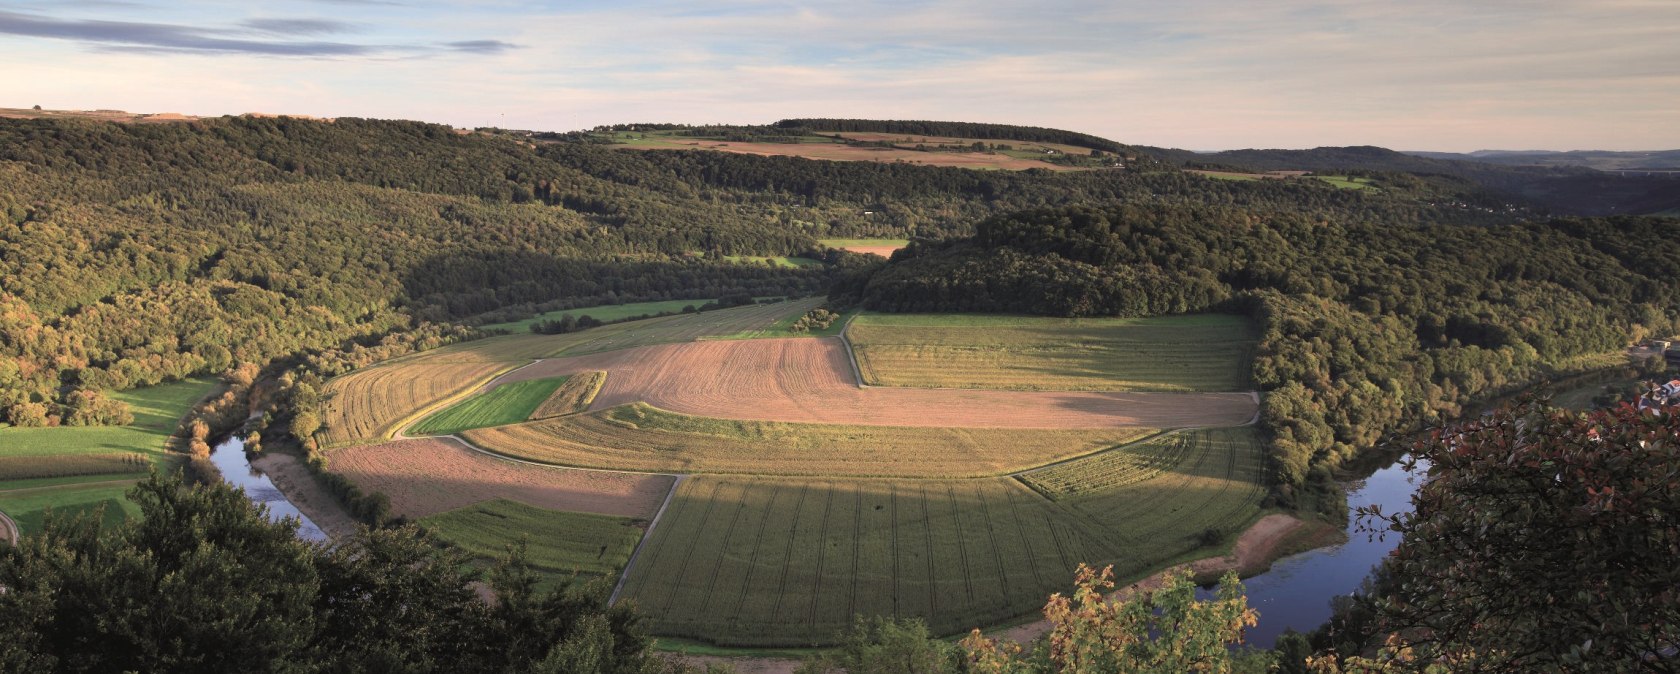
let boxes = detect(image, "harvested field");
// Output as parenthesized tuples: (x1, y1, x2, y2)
(439, 298, 821, 363)
(465, 403, 1153, 478)
(530, 371, 605, 420)
(1018, 431, 1190, 498)
(848, 313, 1257, 392)
(421, 498, 643, 582)
(320, 361, 516, 447)
(0, 452, 148, 481)
(326, 437, 673, 519)
(818, 238, 909, 258)
(409, 376, 569, 436)
(491, 338, 1256, 429)
(481, 299, 717, 333)
(618, 431, 1267, 647)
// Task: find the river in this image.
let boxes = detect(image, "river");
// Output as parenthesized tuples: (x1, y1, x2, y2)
(208, 436, 329, 543)
(1211, 455, 1426, 647)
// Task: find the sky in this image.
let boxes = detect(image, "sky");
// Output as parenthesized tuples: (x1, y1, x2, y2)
(2, 0, 1677, 152)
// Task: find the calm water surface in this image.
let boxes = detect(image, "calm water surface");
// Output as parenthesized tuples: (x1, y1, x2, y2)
(1209, 456, 1426, 647)
(209, 436, 328, 543)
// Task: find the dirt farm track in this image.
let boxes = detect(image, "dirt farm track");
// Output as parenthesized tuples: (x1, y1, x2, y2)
(488, 337, 1256, 429)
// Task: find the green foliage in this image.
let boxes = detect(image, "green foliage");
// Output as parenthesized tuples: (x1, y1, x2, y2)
(795, 617, 963, 673)
(1359, 400, 1680, 671)
(482, 299, 717, 333)
(959, 565, 1257, 673)
(409, 377, 570, 436)
(0, 472, 672, 673)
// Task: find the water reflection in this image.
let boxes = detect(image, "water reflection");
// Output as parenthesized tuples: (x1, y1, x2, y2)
(208, 436, 328, 543)
(1207, 456, 1425, 647)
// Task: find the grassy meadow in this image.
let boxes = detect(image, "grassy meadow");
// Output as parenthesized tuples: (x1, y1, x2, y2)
(0, 377, 215, 534)
(847, 313, 1257, 392)
(409, 376, 570, 436)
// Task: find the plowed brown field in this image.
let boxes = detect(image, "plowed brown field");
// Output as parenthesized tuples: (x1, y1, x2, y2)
(328, 438, 673, 519)
(490, 338, 1255, 429)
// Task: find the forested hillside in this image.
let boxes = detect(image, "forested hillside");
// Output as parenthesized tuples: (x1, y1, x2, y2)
(0, 116, 829, 426)
(1142, 144, 1680, 216)
(838, 205, 1680, 496)
(0, 113, 1603, 428)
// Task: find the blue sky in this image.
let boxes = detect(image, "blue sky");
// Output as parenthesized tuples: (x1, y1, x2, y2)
(2, 0, 1676, 151)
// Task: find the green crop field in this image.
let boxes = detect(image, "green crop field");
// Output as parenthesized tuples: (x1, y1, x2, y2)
(848, 313, 1257, 392)
(409, 376, 570, 436)
(421, 499, 644, 588)
(481, 299, 716, 333)
(617, 427, 1267, 647)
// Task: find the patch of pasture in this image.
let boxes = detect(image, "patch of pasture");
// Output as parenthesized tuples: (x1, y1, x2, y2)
(721, 255, 823, 269)
(319, 360, 518, 447)
(408, 376, 569, 436)
(848, 313, 1257, 392)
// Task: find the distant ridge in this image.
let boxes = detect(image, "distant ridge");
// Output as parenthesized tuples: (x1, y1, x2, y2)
(776, 118, 1131, 153)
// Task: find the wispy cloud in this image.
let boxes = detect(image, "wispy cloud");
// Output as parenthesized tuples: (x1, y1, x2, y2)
(241, 18, 356, 37)
(0, 8, 507, 57)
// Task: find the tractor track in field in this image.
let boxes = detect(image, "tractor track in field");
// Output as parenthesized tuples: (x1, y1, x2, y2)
(0, 507, 17, 546)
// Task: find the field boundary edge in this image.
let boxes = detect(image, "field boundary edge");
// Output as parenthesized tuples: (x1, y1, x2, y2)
(609, 473, 686, 605)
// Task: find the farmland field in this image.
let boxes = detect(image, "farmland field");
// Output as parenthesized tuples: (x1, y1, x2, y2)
(319, 360, 517, 447)
(616, 428, 1266, 647)
(409, 376, 569, 436)
(493, 337, 1257, 429)
(529, 371, 605, 419)
(327, 437, 673, 519)
(421, 498, 644, 587)
(0, 378, 215, 533)
(465, 403, 1153, 478)
(819, 238, 908, 258)
(848, 313, 1257, 392)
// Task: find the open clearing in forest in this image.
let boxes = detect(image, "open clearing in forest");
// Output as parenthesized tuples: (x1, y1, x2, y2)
(617, 427, 1266, 647)
(848, 313, 1257, 392)
(465, 403, 1154, 478)
(327, 437, 672, 520)
(492, 337, 1257, 429)
(421, 498, 643, 587)
(819, 238, 908, 258)
(409, 376, 569, 436)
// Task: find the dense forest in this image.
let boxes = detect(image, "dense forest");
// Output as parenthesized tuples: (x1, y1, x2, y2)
(836, 204, 1680, 494)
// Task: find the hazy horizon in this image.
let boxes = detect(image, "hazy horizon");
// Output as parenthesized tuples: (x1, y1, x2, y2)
(3, 1, 1676, 153)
